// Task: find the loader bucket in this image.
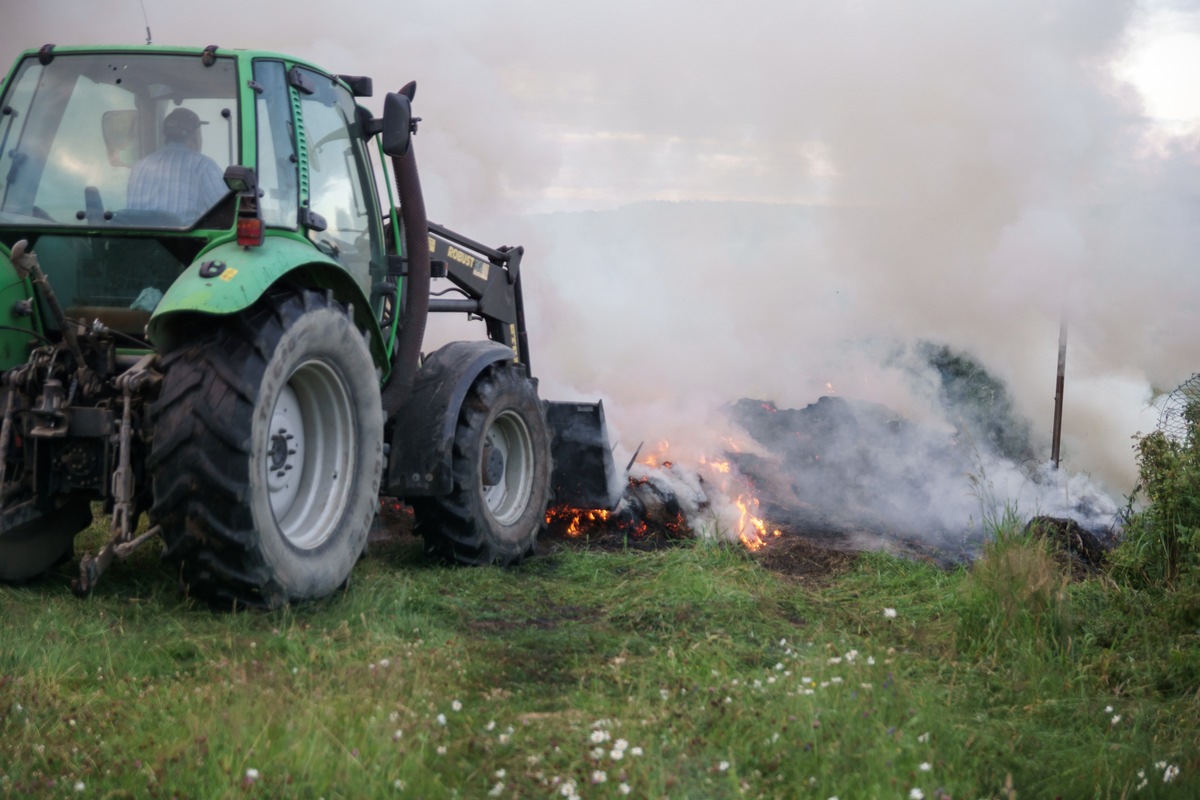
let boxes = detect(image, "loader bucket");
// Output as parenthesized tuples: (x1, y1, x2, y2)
(547, 400, 624, 510)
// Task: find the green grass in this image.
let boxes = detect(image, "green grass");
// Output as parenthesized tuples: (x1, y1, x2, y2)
(2, 523, 1198, 798)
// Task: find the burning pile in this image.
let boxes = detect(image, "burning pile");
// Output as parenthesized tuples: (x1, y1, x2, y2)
(546, 358, 1118, 562)
(544, 441, 782, 551)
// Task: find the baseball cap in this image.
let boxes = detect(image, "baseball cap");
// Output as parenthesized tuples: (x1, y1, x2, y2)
(162, 107, 208, 141)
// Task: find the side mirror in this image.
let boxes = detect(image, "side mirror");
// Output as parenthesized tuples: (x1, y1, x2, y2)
(381, 82, 417, 158)
(102, 110, 139, 168)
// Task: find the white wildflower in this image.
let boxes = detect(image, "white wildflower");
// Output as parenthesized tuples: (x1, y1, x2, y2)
(591, 769, 607, 784)
(919, 762, 932, 772)
(1164, 764, 1180, 783)
(630, 746, 644, 757)
(909, 789, 924, 800)
(245, 768, 260, 781)
(884, 608, 897, 618)
(451, 699, 462, 712)
(74, 781, 85, 792)
(718, 760, 730, 772)
(619, 783, 632, 795)
(917, 731, 930, 743)
(487, 782, 505, 796)
(590, 729, 610, 744)
(436, 713, 447, 726)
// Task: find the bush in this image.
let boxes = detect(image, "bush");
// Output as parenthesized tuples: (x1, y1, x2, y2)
(1115, 403, 1200, 587)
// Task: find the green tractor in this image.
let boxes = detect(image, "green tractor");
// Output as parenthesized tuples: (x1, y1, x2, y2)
(0, 44, 621, 607)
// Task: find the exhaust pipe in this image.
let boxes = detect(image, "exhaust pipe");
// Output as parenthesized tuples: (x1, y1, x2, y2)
(380, 115, 430, 417)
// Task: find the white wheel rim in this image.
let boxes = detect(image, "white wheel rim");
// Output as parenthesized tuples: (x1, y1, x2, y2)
(265, 359, 355, 549)
(482, 409, 534, 526)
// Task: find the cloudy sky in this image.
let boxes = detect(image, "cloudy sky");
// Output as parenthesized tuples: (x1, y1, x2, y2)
(4, 1, 1199, 496)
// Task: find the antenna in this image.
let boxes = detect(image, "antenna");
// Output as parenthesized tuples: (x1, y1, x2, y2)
(138, 0, 153, 44)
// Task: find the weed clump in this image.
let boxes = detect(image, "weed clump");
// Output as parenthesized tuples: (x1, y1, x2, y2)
(1114, 401, 1200, 588)
(955, 526, 1070, 666)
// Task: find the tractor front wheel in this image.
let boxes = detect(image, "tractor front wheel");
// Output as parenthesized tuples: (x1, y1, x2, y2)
(149, 290, 383, 608)
(413, 363, 552, 565)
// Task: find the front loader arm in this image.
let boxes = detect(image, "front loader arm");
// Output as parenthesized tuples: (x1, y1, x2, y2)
(425, 222, 531, 373)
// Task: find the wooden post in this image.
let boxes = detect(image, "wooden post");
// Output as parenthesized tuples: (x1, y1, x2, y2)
(1051, 320, 1067, 469)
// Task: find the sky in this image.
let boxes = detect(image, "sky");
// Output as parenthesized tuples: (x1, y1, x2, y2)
(3, 0, 1199, 504)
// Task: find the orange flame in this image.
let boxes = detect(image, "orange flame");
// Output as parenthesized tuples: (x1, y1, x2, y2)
(734, 494, 780, 550)
(545, 506, 611, 536)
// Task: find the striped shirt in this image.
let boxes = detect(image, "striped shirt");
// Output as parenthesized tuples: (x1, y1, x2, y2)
(126, 143, 227, 224)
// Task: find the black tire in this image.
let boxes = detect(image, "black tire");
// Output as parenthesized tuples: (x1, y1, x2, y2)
(148, 290, 384, 608)
(413, 363, 552, 565)
(0, 498, 91, 583)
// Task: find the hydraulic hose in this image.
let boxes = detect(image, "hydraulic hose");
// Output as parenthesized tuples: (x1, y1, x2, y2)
(380, 142, 430, 416)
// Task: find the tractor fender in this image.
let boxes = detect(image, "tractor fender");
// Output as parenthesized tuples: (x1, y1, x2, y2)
(0, 247, 38, 371)
(146, 236, 387, 370)
(385, 340, 518, 498)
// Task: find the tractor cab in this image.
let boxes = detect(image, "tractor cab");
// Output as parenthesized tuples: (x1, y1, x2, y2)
(0, 47, 386, 341)
(0, 49, 240, 336)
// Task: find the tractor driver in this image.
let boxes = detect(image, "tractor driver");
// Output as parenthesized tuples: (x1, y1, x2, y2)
(126, 107, 227, 222)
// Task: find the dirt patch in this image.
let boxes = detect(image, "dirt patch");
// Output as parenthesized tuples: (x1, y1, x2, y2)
(750, 535, 858, 583)
(375, 498, 860, 584)
(467, 603, 599, 633)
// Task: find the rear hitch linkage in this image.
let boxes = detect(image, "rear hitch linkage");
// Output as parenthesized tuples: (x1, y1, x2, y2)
(72, 354, 162, 596)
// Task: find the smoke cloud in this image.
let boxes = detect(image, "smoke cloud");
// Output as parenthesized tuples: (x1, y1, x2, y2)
(5, 1, 1197, 536)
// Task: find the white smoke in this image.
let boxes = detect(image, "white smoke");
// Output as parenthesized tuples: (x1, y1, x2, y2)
(5, 0, 1196, 535)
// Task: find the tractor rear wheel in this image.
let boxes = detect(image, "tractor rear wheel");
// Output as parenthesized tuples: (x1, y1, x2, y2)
(413, 363, 552, 565)
(148, 290, 383, 608)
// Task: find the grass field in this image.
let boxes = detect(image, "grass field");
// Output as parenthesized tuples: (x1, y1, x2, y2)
(2, 515, 1197, 799)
